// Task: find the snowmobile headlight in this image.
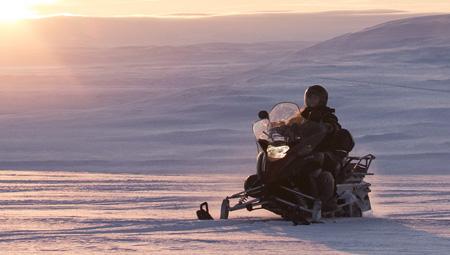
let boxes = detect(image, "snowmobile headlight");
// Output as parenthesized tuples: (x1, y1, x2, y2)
(267, 145, 290, 160)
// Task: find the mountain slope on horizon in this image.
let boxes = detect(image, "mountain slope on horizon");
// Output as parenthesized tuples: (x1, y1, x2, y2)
(292, 14, 450, 62)
(0, 41, 315, 66)
(0, 11, 419, 47)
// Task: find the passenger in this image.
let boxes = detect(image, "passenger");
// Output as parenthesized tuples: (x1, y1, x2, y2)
(294, 85, 354, 211)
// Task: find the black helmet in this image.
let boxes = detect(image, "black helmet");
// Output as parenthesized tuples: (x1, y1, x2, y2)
(304, 84, 328, 107)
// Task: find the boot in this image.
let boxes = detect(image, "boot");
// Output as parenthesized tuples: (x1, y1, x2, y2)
(317, 171, 337, 211)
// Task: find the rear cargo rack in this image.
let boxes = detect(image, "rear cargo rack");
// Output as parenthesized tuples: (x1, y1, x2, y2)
(345, 154, 375, 174)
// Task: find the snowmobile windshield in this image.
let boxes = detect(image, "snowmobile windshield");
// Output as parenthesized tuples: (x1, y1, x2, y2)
(269, 102, 302, 128)
(253, 102, 302, 141)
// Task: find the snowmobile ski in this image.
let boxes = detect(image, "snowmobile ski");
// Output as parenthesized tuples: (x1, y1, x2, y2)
(196, 202, 214, 220)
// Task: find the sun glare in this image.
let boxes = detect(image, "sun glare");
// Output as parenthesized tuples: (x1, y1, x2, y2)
(0, 0, 56, 22)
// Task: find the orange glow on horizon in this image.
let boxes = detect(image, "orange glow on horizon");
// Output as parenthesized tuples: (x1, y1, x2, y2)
(15, 0, 450, 19)
(0, 0, 57, 22)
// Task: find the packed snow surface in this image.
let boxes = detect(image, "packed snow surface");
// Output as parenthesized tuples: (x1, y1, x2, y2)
(0, 171, 449, 254)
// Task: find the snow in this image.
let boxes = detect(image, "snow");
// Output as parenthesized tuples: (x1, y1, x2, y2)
(2, 53, 449, 173)
(0, 171, 449, 254)
(1, 16, 450, 174)
(1, 12, 450, 254)
(294, 14, 450, 59)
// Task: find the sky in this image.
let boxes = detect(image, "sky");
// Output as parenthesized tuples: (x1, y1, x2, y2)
(10, 0, 450, 19)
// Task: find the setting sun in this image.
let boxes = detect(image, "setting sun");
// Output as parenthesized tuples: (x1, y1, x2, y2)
(0, 0, 56, 22)
(0, 2, 31, 21)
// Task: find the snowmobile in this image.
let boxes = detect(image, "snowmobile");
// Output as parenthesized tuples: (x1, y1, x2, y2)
(197, 102, 375, 224)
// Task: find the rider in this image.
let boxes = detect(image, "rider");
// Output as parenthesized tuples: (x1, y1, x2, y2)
(294, 85, 354, 211)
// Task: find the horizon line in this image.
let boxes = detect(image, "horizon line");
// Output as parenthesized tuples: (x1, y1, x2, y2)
(16, 9, 447, 21)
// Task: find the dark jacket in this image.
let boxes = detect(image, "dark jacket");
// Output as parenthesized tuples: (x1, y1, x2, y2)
(300, 106, 340, 134)
(300, 106, 354, 176)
